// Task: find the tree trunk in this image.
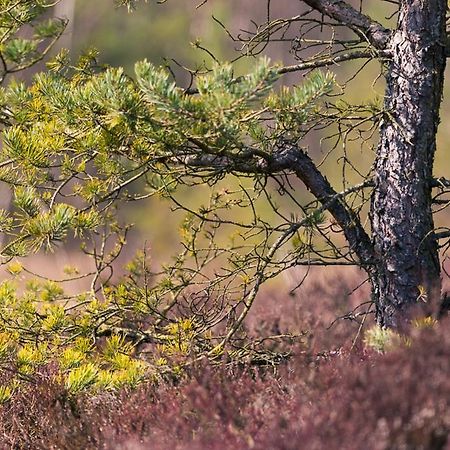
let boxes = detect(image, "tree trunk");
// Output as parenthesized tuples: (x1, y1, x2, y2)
(54, 0, 76, 51)
(371, 0, 446, 327)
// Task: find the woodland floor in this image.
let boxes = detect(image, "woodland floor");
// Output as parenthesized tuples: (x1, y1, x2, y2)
(1, 269, 450, 450)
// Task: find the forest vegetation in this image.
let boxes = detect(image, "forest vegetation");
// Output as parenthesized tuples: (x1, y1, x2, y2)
(0, 0, 449, 448)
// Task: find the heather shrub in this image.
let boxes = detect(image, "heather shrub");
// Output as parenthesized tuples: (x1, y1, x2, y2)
(1, 316, 449, 450)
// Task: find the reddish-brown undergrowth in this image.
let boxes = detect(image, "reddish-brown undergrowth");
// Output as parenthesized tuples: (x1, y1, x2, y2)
(1, 272, 450, 450)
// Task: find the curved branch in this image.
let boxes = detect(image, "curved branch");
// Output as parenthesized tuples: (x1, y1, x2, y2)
(183, 141, 377, 270)
(184, 51, 388, 95)
(274, 141, 376, 269)
(302, 0, 391, 49)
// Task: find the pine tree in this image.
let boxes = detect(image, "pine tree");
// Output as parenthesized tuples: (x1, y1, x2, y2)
(0, 0, 448, 393)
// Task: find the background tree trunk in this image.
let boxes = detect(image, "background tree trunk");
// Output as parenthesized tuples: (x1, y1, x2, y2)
(371, 0, 446, 327)
(54, 0, 75, 51)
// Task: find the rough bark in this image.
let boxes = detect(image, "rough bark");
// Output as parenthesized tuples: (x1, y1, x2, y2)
(371, 0, 446, 327)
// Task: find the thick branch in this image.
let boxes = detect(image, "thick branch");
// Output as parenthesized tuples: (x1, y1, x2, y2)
(432, 177, 450, 188)
(302, 0, 391, 49)
(184, 142, 376, 269)
(275, 142, 376, 269)
(434, 230, 450, 240)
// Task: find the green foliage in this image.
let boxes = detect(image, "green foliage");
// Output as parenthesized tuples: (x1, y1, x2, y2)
(3, 39, 37, 64)
(0, 0, 353, 401)
(0, 1, 64, 79)
(0, 52, 334, 259)
(266, 71, 335, 131)
(34, 18, 65, 39)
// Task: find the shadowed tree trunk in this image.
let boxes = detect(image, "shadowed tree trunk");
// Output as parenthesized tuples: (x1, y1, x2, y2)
(371, 0, 446, 326)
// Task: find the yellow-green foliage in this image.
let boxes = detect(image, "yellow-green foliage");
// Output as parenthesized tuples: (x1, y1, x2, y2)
(61, 343, 146, 393)
(0, 0, 338, 401)
(412, 316, 437, 328)
(161, 318, 197, 356)
(65, 363, 99, 393)
(0, 268, 207, 398)
(0, 277, 142, 390)
(364, 319, 437, 353)
(0, 385, 13, 404)
(16, 343, 48, 375)
(364, 326, 400, 353)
